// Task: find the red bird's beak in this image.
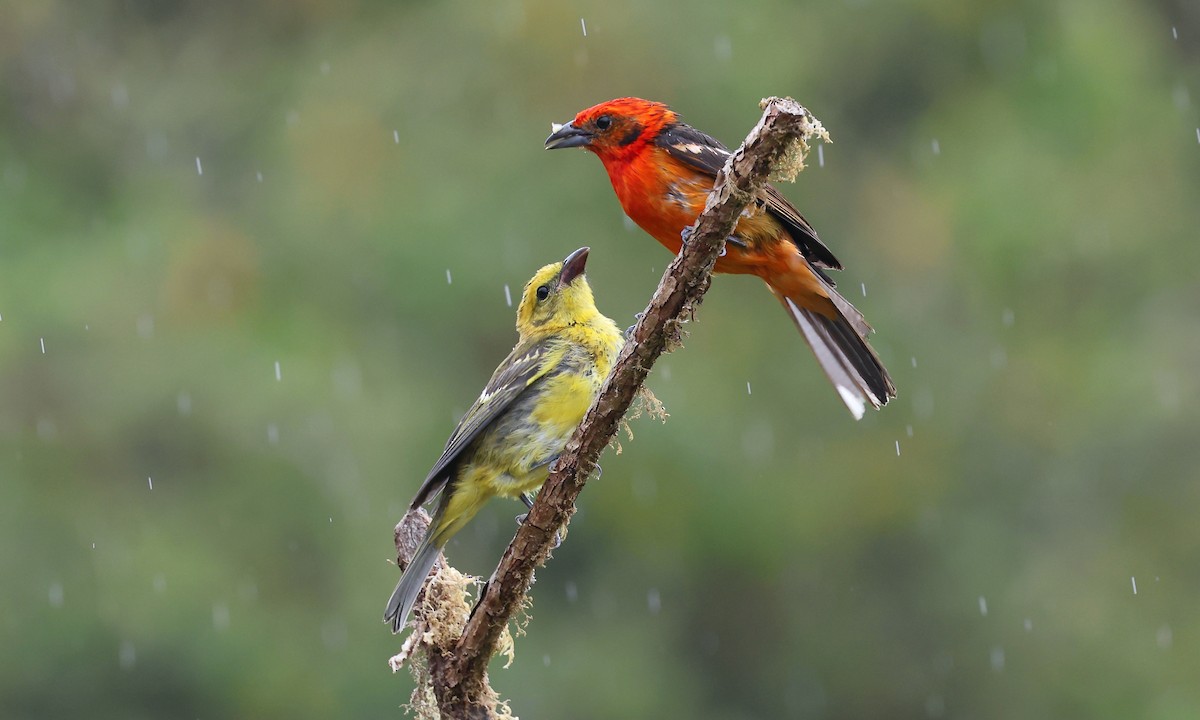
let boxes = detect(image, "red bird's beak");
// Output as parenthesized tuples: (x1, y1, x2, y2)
(545, 122, 592, 150)
(559, 247, 589, 285)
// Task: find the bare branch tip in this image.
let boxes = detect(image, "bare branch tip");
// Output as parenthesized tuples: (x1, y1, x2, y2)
(395, 508, 433, 566)
(759, 95, 804, 115)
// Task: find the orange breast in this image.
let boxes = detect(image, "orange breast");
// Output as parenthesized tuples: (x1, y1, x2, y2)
(603, 153, 791, 276)
(600, 152, 834, 316)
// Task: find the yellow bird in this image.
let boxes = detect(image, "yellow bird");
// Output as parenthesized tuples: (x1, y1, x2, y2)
(384, 247, 624, 633)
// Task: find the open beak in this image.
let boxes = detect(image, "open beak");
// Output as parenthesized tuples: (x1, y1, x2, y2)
(559, 247, 589, 285)
(545, 122, 592, 150)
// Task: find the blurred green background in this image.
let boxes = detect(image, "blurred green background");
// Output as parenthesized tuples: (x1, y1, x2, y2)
(3, 0, 1199, 717)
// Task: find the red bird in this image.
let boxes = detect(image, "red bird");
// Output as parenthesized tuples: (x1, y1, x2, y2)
(545, 97, 895, 419)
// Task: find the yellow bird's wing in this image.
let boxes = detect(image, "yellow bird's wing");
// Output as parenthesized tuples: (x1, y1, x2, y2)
(409, 337, 556, 509)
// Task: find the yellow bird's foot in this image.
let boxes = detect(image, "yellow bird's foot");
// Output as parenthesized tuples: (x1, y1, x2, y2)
(514, 510, 564, 549)
(625, 314, 644, 340)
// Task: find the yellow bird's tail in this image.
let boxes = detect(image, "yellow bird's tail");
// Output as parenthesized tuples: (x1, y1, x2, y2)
(383, 533, 443, 634)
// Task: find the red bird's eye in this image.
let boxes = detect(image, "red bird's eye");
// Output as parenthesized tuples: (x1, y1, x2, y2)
(594, 115, 612, 131)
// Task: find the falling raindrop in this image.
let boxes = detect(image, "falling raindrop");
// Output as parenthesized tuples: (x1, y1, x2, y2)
(177, 391, 192, 415)
(746, 381, 752, 395)
(1172, 26, 1178, 40)
(212, 603, 231, 631)
(154, 574, 167, 593)
(633, 473, 657, 505)
(195, 157, 203, 175)
(37, 417, 57, 441)
(1001, 308, 1015, 326)
(978, 596, 988, 616)
(648, 588, 662, 614)
(565, 581, 578, 603)
(446, 269, 453, 284)
(714, 34, 732, 61)
(906, 424, 913, 437)
(320, 61, 331, 75)
(267, 424, 280, 444)
(111, 83, 129, 109)
(148, 477, 153, 490)
(39, 337, 45, 354)
(817, 144, 825, 167)
(238, 581, 258, 602)
(393, 130, 400, 144)
(329, 359, 362, 399)
(990, 646, 1005, 671)
(895, 440, 901, 456)
(256, 171, 264, 182)
(119, 641, 137, 669)
(274, 361, 282, 381)
(321, 619, 347, 650)
(914, 386, 935, 419)
(1157, 624, 1173, 649)
(1131, 576, 1137, 595)
(911, 356, 917, 368)
(991, 347, 1007, 369)
(504, 284, 512, 307)
(49, 582, 64, 607)
(932, 138, 941, 155)
(543, 654, 552, 666)
(1173, 85, 1191, 111)
(580, 17, 587, 36)
(860, 282, 867, 297)
(1023, 618, 1032, 631)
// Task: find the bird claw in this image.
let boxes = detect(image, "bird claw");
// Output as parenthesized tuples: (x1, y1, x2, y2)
(625, 312, 645, 340)
(515, 512, 564, 548)
(682, 227, 747, 257)
(716, 237, 747, 258)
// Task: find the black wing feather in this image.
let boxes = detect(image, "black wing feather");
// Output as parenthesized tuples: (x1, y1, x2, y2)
(656, 123, 843, 271)
(409, 338, 552, 508)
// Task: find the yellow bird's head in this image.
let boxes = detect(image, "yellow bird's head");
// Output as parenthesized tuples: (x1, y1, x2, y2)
(516, 247, 601, 338)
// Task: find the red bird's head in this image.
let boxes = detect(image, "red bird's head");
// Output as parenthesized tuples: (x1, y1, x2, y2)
(545, 97, 677, 163)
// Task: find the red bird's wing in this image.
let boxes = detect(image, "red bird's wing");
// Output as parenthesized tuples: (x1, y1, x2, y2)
(655, 123, 843, 271)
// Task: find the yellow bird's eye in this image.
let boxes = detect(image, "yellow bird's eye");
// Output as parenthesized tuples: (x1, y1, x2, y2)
(535, 285, 550, 301)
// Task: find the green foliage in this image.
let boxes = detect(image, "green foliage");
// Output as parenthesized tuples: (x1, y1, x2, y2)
(2, 0, 1198, 717)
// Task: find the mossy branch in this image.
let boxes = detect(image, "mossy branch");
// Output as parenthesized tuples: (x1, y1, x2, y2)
(391, 97, 825, 719)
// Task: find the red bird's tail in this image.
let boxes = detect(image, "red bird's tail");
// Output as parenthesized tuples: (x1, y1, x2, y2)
(767, 284, 895, 420)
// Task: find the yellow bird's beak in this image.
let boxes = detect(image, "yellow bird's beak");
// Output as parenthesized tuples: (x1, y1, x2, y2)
(559, 247, 589, 285)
